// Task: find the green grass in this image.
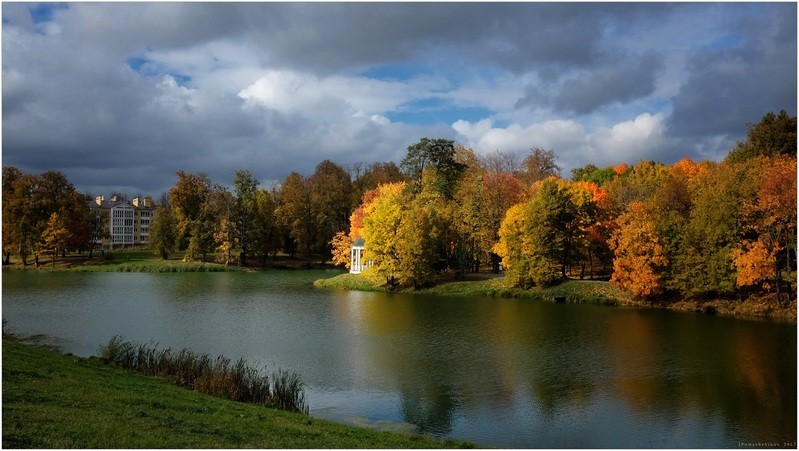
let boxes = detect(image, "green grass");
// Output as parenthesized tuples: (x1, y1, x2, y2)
(2, 338, 475, 448)
(314, 273, 635, 306)
(314, 273, 797, 321)
(312, 273, 388, 292)
(3, 250, 246, 273)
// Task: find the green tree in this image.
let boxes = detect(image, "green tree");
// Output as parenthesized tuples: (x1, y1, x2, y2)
(149, 206, 177, 260)
(87, 207, 110, 258)
(276, 172, 315, 262)
(604, 160, 671, 214)
(571, 164, 617, 186)
(494, 180, 574, 288)
(670, 160, 768, 296)
(253, 188, 279, 264)
(232, 170, 259, 266)
(2, 166, 23, 264)
(400, 138, 466, 199)
(726, 110, 797, 164)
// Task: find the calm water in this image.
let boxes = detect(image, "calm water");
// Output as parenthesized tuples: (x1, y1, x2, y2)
(2, 270, 796, 448)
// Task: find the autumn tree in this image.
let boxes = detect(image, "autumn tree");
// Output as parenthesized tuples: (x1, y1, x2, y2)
(331, 188, 381, 269)
(670, 159, 768, 296)
(168, 171, 212, 250)
(396, 191, 445, 288)
(494, 180, 574, 288)
(604, 160, 670, 215)
(310, 160, 353, 263)
(351, 161, 404, 209)
(5, 173, 40, 265)
(40, 212, 69, 268)
(609, 201, 668, 298)
(734, 156, 797, 297)
(362, 183, 406, 287)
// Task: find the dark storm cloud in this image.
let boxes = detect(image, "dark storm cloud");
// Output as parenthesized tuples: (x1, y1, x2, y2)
(667, 3, 797, 157)
(516, 51, 664, 115)
(236, 2, 678, 75)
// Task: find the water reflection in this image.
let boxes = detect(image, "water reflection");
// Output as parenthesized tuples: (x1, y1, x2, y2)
(332, 290, 796, 446)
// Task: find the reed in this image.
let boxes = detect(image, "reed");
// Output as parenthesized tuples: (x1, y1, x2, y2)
(98, 336, 309, 414)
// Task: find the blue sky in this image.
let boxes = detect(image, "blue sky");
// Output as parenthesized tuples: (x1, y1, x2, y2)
(2, 2, 796, 196)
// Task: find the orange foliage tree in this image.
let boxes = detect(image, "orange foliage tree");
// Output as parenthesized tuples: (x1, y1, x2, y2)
(330, 188, 381, 268)
(609, 201, 668, 298)
(734, 156, 797, 295)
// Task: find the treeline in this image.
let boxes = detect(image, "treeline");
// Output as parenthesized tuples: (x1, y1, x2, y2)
(336, 111, 797, 302)
(2, 111, 795, 303)
(2, 168, 107, 266)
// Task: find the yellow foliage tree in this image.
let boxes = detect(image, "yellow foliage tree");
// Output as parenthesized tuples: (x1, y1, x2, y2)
(362, 183, 406, 287)
(41, 212, 69, 268)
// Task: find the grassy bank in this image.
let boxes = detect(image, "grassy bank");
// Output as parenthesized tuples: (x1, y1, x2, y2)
(2, 338, 474, 448)
(315, 273, 635, 306)
(314, 273, 797, 322)
(2, 250, 343, 273)
(2, 250, 244, 273)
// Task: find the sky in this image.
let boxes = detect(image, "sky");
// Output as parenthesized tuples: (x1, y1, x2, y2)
(2, 2, 796, 197)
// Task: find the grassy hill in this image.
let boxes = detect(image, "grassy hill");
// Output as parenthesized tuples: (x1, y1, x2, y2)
(2, 339, 474, 448)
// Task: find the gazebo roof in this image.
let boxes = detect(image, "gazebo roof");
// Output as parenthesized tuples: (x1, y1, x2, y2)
(352, 237, 365, 247)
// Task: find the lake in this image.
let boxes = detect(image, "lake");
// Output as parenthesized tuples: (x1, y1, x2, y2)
(2, 270, 796, 448)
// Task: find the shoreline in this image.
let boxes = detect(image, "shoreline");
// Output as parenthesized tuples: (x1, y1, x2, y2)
(314, 273, 797, 323)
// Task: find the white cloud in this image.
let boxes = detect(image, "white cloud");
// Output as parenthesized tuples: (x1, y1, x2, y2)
(589, 112, 669, 162)
(237, 69, 441, 121)
(453, 118, 587, 157)
(452, 112, 673, 171)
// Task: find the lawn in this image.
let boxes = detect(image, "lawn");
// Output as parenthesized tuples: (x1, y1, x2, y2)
(2, 338, 475, 448)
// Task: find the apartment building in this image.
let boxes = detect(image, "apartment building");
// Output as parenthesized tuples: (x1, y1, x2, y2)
(89, 195, 156, 248)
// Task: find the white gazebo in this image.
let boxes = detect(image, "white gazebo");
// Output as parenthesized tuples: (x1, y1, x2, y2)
(350, 237, 370, 274)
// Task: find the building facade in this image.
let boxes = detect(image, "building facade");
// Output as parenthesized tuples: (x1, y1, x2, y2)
(89, 195, 156, 248)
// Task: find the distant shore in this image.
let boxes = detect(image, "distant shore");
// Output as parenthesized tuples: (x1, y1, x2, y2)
(314, 273, 797, 323)
(1, 249, 339, 273)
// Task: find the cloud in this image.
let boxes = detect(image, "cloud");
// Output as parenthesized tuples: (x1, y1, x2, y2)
(1, 2, 795, 196)
(666, 3, 797, 159)
(517, 52, 665, 115)
(452, 112, 672, 171)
